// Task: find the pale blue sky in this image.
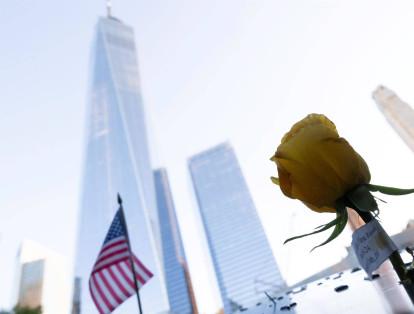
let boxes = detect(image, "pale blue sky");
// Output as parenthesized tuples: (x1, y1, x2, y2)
(2, 1, 414, 313)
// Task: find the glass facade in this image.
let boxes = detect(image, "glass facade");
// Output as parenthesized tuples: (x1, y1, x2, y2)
(153, 168, 197, 314)
(75, 17, 169, 313)
(17, 260, 44, 308)
(188, 143, 285, 313)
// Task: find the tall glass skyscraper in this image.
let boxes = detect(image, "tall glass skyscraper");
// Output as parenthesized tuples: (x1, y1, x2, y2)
(153, 168, 198, 314)
(373, 85, 414, 152)
(75, 16, 169, 313)
(188, 143, 285, 313)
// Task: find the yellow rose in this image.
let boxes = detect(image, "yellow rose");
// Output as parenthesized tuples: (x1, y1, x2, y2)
(271, 114, 371, 213)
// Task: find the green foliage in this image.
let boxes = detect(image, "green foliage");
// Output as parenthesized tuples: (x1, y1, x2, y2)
(311, 199, 348, 251)
(366, 184, 414, 195)
(13, 306, 42, 314)
(347, 185, 378, 212)
(282, 182, 414, 250)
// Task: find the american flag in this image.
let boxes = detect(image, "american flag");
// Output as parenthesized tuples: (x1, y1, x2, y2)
(89, 209, 153, 314)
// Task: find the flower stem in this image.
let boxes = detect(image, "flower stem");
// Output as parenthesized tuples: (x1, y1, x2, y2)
(355, 209, 414, 304)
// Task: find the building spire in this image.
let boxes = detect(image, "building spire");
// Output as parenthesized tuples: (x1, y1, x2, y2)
(106, 0, 112, 17)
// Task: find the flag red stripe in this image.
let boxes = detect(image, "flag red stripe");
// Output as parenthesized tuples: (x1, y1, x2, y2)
(116, 263, 135, 289)
(89, 278, 105, 314)
(131, 261, 146, 285)
(95, 273, 119, 310)
(99, 270, 123, 304)
(111, 265, 135, 294)
(93, 258, 128, 274)
(91, 276, 111, 314)
(133, 255, 153, 277)
(96, 247, 129, 264)
(93, 252, 130, 272)
(135, 273, 145, 286)
(99, 242, 128, 259)
(92, 275, 113, 312)
(100, 238, 127, 253)
(107, 267, 130, 298)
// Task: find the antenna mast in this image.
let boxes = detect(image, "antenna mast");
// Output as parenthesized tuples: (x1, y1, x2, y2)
(106, 0, 112, 17)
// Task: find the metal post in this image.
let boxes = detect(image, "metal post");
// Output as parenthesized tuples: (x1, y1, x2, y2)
(118, 193, 144, 314)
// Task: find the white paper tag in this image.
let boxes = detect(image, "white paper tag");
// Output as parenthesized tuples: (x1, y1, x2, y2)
(351, 219, 397, 275)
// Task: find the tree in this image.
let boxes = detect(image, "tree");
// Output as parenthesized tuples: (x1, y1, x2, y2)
(13, 306, 42, 314)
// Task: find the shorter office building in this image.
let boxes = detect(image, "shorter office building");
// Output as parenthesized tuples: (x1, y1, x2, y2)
(154, 168, 198, 313)
(15, 240, 71, 314)
(188, 143, 285, 313)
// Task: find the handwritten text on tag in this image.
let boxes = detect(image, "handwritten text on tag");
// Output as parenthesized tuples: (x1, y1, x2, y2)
(351, 219, 397, 275)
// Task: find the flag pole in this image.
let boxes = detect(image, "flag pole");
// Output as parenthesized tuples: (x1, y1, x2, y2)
(117, 193, 144, 314)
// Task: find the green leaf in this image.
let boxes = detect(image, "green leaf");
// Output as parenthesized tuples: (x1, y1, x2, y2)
(283, 199, 350, 249)
(270, 177, 280, 185)
(311, 200, 348, 251)
(346, 185, 378, 212)
(366, 184, 414, 196)
(284, 216, 340, 245)
(314, 219, 338, 230)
